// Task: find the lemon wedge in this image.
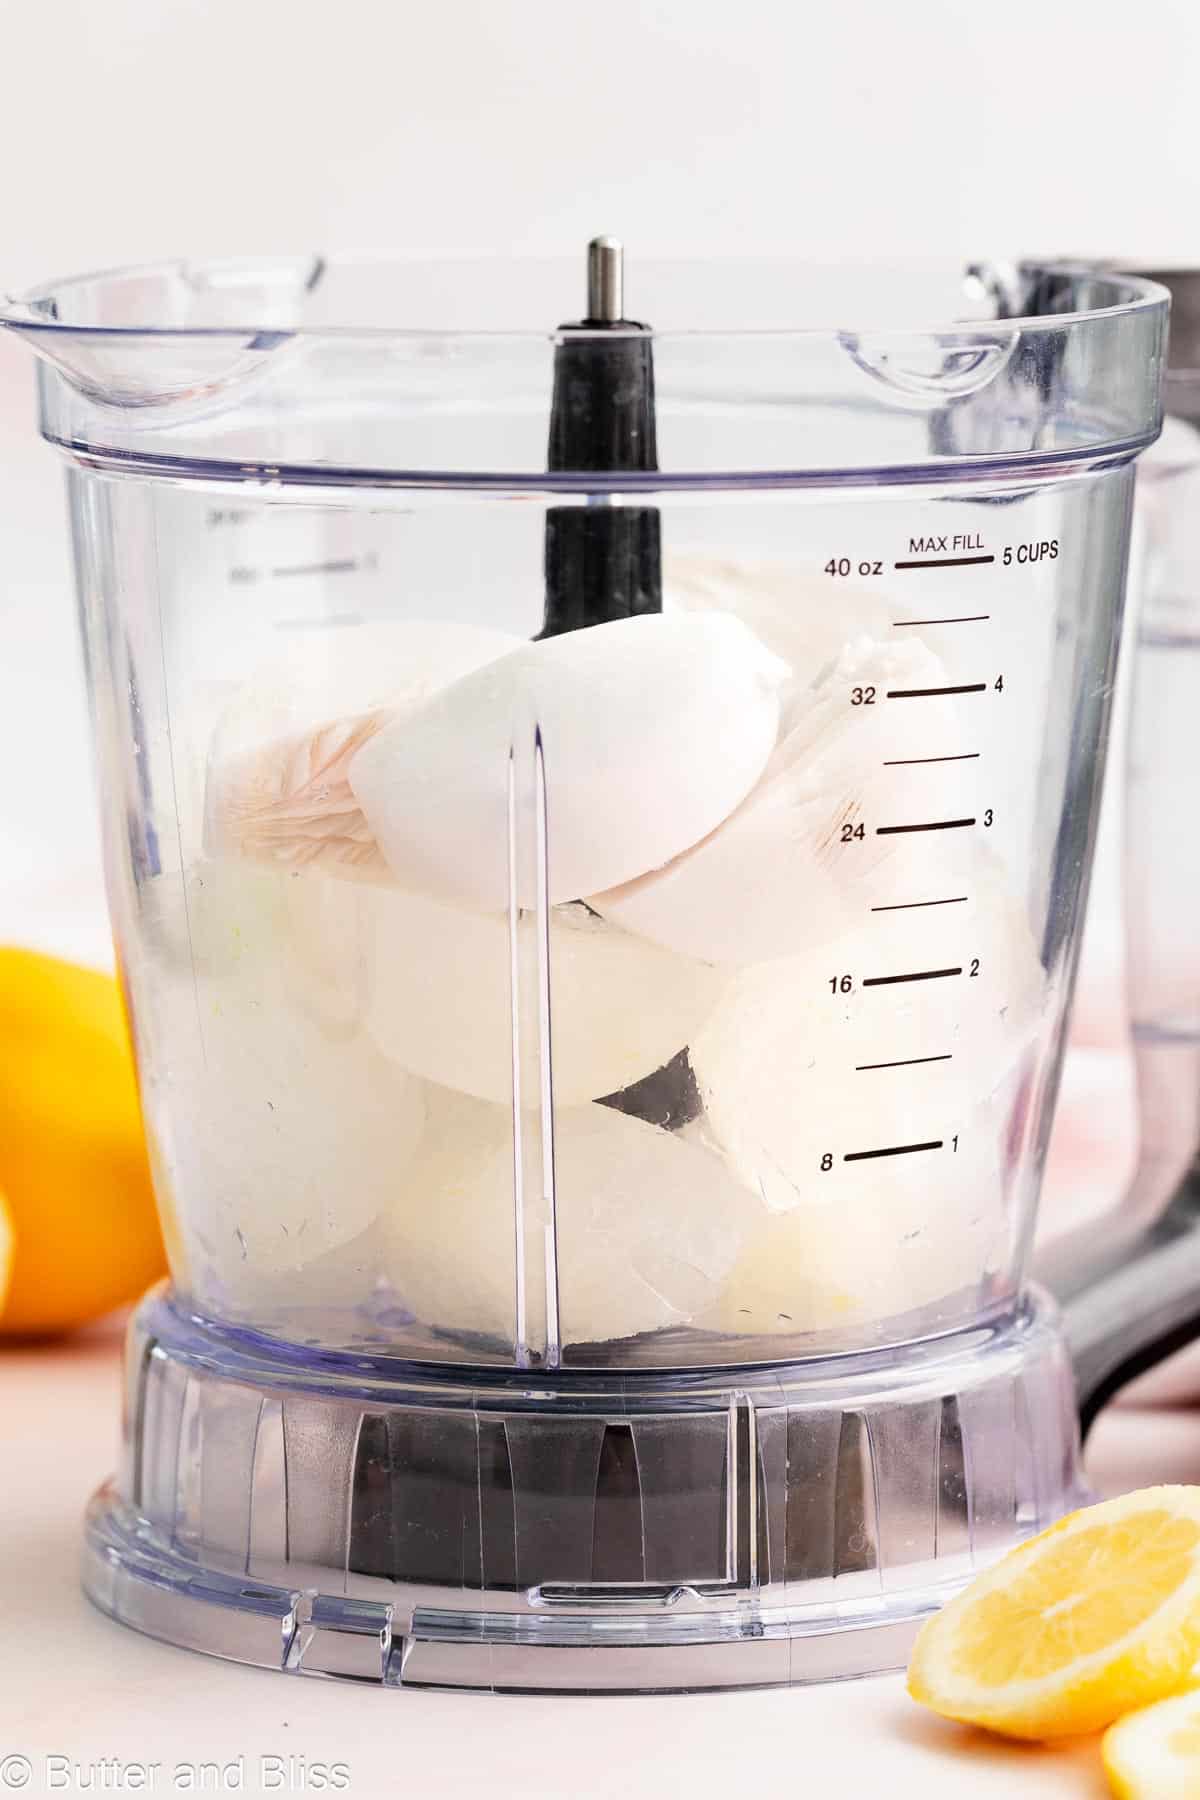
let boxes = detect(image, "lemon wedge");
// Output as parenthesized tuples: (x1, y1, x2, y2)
(1103, 1686, 1200, 1797)
(908, 1487, 1200, 1741)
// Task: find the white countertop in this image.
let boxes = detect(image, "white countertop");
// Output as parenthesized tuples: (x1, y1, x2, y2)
(0, 1325, 1194, 1800)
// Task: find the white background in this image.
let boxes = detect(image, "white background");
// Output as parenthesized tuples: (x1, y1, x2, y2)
(2, 0, 1198, 962)
(3, 0, 1200, 279)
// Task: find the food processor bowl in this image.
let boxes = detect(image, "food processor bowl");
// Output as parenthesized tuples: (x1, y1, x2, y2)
(1, 253, 1167, 1688)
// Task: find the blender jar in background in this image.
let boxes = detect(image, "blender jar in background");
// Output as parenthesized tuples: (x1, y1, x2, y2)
(0, 255, 1175, 1688)
(1043, 267, 1200, 1423)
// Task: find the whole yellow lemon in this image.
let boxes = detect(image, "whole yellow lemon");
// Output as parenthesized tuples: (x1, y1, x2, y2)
(0, 948, 166, 1335)
(0, 1189, 12, 1311)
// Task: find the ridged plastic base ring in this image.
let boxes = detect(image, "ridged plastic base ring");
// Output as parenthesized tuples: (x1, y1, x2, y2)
(83, 1286, 1085, 1692)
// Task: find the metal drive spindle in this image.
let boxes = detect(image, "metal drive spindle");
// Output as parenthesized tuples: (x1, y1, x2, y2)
(587, 234, 624, 323)
(540, 237, 662, 637)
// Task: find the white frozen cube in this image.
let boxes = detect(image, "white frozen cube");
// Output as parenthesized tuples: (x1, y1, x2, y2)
(363, 885, 724, 1105)
(138, 862, 425, 1307)
(348, 611, 788, 911)
(382, 1092, 750, 1346)
(665, 552, 895, 698)
(688, 880, 1044, 1329)
(596, 633, 979, 963)
(204, 618, 519, 877)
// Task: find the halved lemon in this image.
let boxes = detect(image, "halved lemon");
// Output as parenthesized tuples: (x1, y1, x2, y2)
(908, 1487, 1200, 1740)
(1103, 1687, 1200, 1797)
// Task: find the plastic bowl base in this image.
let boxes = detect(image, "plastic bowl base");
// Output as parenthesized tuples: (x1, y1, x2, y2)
(83, 1285, 1085, 1692)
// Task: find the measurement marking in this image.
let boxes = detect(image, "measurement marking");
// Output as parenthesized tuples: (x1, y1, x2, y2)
(888, 682, 987, 698)
(894, 555, 995, 570)
(893, 615, 990, 626)
(863, 967, 962, 988)
(871, 895, 968, 912)
(844, 1140, 944, 1162)
(856, 1054, 952, 1071)
(271, 557, 360, 579)
(876, 818, 976, 836)
(883, 752, 980, 766)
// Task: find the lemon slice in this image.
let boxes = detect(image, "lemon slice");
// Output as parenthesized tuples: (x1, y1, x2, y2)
(907, 1487, 1200, 1741)
(1103, 1686, 1200, 1797)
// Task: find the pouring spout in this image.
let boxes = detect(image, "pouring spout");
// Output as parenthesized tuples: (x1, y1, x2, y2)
(0, 255, 318, 411)
(0, 305, 295, 415)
